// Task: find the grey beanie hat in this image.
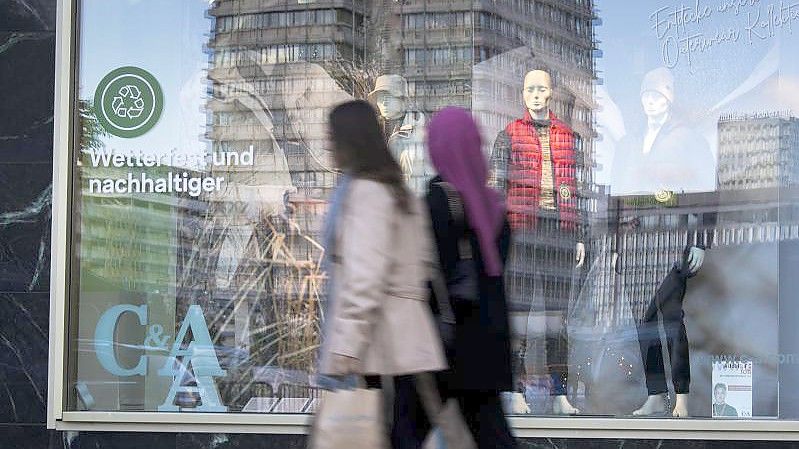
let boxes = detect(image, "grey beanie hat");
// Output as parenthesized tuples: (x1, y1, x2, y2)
(640, 67, 675, 104)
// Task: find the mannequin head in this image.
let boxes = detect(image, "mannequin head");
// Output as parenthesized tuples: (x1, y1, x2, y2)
(713, 383, 728, 405)
(374, 92, 406, 121)
(523, 70, 552, 119)
(640, 67, 674, 120)
(641, 91, 670, 118)
(368, 75, 408, 121)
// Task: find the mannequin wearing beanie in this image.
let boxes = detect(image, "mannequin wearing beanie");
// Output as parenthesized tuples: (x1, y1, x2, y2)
(490, 70, 583, 415)
(368, 74, 430, 193)
(612, 68, 712, 282)
(611, 68, 716, 418)
(611, 67, 715, 195)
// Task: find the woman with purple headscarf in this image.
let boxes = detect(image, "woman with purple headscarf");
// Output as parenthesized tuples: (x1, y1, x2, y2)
(393, 108, 516, 449)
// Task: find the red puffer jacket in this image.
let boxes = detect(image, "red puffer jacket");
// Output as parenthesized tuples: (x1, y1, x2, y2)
(503, 110, 578, 231)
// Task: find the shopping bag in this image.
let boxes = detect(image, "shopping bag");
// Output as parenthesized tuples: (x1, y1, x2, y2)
(309, 387, 389, 449)
(567, 247, 647, 414)
(415, 373, 477, 449)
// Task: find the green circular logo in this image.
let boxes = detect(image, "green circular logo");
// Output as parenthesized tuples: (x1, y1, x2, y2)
(94, 66, 163, 138)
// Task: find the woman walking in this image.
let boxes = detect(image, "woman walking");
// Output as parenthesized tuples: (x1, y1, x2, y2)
(425, 107, 516, 448)
(317, 100, 447, 444)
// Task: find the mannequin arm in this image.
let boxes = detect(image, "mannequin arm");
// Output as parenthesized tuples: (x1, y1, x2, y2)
(489, 131, 511, 192)
(575, 242, 585, 268)
(686, 246, 705, 274)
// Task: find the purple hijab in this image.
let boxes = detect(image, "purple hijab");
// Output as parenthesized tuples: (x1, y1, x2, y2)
(426, 107, 505, 276)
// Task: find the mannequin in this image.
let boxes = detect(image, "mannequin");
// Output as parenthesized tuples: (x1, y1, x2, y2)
(368, 74, 430, 193)
(610, 68, 715, 418)
(611, 67, 715, 195)
(490, 70, 584, 415)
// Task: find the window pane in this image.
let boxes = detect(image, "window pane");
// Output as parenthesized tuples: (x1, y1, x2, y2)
(68, 0, 799, 423)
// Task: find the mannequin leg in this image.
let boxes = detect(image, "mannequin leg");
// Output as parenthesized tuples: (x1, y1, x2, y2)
(552, 395, 580, 415)
(546, 313, 578, 414)
(633, 394, 667, 416)
(665, 311, 691, 417)
(659, 270, 691, 417)
(634, 295, 667, 415)
(664, 306, 691, 397)
(673, 394, 689, 417)
(634, 270, 677, 416)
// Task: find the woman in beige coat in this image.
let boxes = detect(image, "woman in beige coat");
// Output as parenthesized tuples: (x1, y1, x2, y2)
(318, 100, 446, 383)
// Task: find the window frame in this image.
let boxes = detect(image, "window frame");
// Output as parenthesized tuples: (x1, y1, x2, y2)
(48, 0, 799, 438)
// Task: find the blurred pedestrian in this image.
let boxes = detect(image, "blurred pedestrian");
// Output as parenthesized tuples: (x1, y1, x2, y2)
(394, 107, 516, 449)
(317, 100, 447, 446)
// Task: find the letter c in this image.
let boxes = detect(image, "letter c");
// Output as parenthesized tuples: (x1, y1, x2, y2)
(94, 304, 148, 376)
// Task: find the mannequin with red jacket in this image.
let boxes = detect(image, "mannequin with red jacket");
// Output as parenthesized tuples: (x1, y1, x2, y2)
(490, 70, 584, 415)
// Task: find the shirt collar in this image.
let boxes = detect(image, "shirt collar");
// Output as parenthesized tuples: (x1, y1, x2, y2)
(523, 109, 554, 125)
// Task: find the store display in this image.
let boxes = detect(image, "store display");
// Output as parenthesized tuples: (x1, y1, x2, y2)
(50, 0, 799, 429)
(490, 69, 583, 415)
(368, 74, 430, 193)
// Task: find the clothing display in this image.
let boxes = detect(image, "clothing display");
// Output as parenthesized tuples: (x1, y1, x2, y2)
(636, 257, 693, 396)
(536, 122, 557, 211)
(381, 116, 404, 143)
(380, 110, 429, 193)
(491, 109, 582, 397)
(491, 110, 579, 232)
(611, 116, 715, 195)
(513, 212, 577, 396)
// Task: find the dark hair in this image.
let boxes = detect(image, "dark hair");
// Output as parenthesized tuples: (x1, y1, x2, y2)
(329, 100, 411, 214)
(714, 383, 727, 392)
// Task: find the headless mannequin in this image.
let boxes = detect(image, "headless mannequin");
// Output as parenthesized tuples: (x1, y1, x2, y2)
(615, 89, 705, 418)
(525, 70, 583, 415)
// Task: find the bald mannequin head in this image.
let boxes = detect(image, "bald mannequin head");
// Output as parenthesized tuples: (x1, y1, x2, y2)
(523, 70, 552, 120)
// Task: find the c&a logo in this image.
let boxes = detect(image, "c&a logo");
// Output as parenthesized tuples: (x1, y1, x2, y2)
(94, 304, 227, 412)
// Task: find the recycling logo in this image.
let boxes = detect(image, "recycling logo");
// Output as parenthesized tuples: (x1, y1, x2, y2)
(112, 85, 145, 119)
(94, 67, 163, 138)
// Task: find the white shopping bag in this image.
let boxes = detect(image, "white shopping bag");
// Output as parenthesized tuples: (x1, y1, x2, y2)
(309, 387, 389, 449)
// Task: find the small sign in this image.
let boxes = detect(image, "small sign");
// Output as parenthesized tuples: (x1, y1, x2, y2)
(94, 66, 164, 138)
(559, 183, 572, 200)
(712, 358, 753, 418)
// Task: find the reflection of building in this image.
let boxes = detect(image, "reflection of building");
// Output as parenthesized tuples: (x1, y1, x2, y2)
(203, 0, 600, 405)
(596, 112, 799, 320)
(392, 1, 596, 126)
(77, 162, 197, 411)
(599, 187, 799, 321)
(79, 163, 188, 294)
(471, 1, 598, 312)
(464, 3, 598, 368)
(717, 112, 799, 191)
(193, 1, 368, 409)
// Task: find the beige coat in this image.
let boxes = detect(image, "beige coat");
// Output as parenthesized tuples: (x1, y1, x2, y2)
(319, 179, 447, 376)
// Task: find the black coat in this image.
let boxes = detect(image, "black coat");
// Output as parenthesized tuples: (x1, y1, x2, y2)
(610, 118, 715, 195)
(426, 178, 514, 392)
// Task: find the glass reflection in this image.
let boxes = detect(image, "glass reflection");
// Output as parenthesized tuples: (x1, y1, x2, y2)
(68, 0, 799, 421)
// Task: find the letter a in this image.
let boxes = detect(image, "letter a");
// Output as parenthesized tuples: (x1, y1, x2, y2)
(158, 305, 227, 412)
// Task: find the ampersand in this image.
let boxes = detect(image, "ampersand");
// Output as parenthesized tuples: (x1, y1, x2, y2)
(144, 324, 170, 349)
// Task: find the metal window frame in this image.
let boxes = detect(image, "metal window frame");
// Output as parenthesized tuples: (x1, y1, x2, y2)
(47, 0, 799, 439)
